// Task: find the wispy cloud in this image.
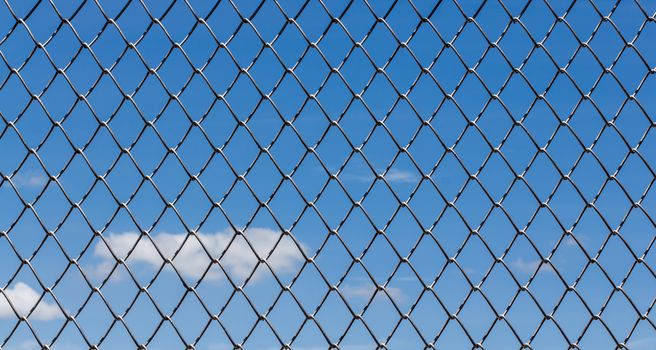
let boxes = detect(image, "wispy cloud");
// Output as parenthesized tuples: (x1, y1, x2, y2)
(563, 236, 578, 246)
(384, 169, 419, 183)
(509, 258, 555, 275)
(11, 172, 47, 188)
(627, 337, 656, 349)
(0, 283, 63, 321)
(3, 340, 39, 350)
(462, 267, 479, 276)
(345, 168, 419, 184)
(92, 227, 306, 282)
(340, 283, 404, 302)
(563, 234, 589, 248)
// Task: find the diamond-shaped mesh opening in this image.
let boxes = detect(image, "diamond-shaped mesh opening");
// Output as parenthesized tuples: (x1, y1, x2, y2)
(0, 1, 655, 349)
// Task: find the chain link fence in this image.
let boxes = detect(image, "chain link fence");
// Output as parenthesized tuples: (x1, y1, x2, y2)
(1, 0, 655, 349)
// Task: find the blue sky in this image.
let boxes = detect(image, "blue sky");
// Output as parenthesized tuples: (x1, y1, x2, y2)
(0, 0, 655, 349)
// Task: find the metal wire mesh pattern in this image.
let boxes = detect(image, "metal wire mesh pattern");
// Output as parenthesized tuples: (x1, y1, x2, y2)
(1, 0, 655, 349)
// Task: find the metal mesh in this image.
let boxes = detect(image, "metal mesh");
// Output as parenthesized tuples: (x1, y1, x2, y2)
(0, 0, 655, 349)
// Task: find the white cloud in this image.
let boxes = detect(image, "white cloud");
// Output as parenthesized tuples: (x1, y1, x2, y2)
(93, 227, 306, 282)
(384, 169, 419, 183)
(340, 283, 404, 302)
(12, 172, 47, 188)
(0, 283, 63, 321)
(345, 168, 419, 184)
(509, 258, 555, 275)
(85, 261, 121, 281)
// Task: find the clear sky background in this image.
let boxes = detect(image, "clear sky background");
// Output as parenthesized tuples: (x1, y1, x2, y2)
(0, 0, 655, 349)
